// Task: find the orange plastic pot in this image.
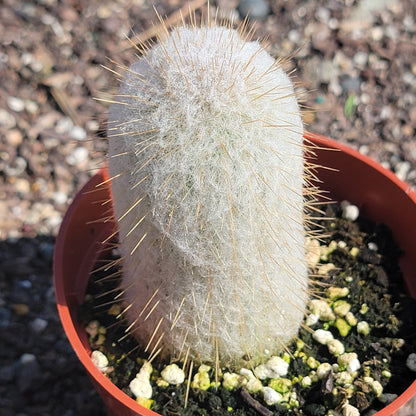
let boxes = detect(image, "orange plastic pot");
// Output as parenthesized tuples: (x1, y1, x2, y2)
(54, 132, 416, 416)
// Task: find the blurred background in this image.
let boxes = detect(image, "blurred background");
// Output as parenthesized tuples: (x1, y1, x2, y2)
(0, 0, 415, 414)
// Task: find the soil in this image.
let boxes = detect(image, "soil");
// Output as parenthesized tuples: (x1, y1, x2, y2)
(79, 203, 416, 415)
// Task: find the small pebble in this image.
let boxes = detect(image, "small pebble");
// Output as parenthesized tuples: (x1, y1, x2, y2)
(238, 0, 270, 19)
(53, 191, 68, 205)
(12, 303, 29, 316)
(91, 350, 109, 372)
(18, 353, 41, 393)
(66, 147, 89, 166)
(395, 161, 411, 181)
(6, 129, 23, 146)
(4, 156, 27, 177)
(19, 280, 32, 289)
(70, 125, 87, 141)
(25, 100, 39, 114)
(7, 97, 25, 112)
(31, 317, 48, 333)
(0, 108, 17, 129)
(263, 386, 282, 405)
(20, 353, 36, 365)
(368, 242, 378, 251)
(55, 117, 74, 134)
(353, 51, 368, 68)
(378, 393, 398, 404)
(86, 119, 100, 132)
(315, 7, 330, 23)
(371, 26, 384, 41)
(341, 75, 361, 93)
(288, 29, 301, 44)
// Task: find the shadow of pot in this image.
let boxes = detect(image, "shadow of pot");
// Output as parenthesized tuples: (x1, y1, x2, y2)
(54, 133, 416, 416)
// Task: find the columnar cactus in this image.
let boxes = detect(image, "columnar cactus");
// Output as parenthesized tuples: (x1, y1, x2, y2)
(108, 23, 311, 367)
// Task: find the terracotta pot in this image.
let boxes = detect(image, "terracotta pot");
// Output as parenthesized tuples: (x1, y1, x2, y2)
(54, 133, 416, 416)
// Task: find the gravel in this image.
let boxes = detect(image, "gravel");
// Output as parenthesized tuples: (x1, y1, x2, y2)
(0, 0, 415, 414)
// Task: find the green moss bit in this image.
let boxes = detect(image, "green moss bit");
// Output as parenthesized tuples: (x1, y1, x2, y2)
(350, 247, 360, 257)
(156, 378, 169, 388)
(320, 240, 338, 261)
(269, 377, 292, 394)
(359, 303, 369, 314)
(136, 397, 153, 409)
(192, 366, 211, 391)
(108, 304, 122, 316)
(335, 318, 351, 337)
(296, 339, 305, 351)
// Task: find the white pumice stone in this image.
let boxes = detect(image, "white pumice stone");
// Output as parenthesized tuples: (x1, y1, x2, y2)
(337, 353, 358, 369)
(308, 299, 336, 321)
(129, 362, 153, 399)
(342, 403, 360, 416)
(341, 201, 360, 221)
(371, 380, 383, 397)
(313, 329, 334, 345)
(316, 363, 332, 379)
(368, 242, 378, 251)
(301, 376, 312, 387)
(161, 363, 185, 385)
(90, 350, 109, 372)
(305, 313, 320, 327)
(357, 321, 370, 336)
(130, 376, 153, 399)
(246, 378, 263, 393)
(263, 386, 283, 405)
(254, 364, 269, 380)
(327, 339, 345, 356)
(240, 368, 255, 380)
(334, 371, 354, 386)
(346, 358, 361, 373)
(264, 356, 289, 378)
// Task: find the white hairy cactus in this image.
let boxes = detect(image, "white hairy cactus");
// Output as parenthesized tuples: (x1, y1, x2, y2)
(107, 22, 311, 367)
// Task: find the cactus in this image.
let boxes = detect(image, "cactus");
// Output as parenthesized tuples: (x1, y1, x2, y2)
(107, 21, 314, 368)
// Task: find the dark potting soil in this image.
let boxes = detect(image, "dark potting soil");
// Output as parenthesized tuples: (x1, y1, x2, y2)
(78, 204, 416, 416)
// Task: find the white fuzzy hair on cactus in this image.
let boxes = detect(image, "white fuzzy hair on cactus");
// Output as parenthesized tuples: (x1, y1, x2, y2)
(107, 19, 313, 368)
